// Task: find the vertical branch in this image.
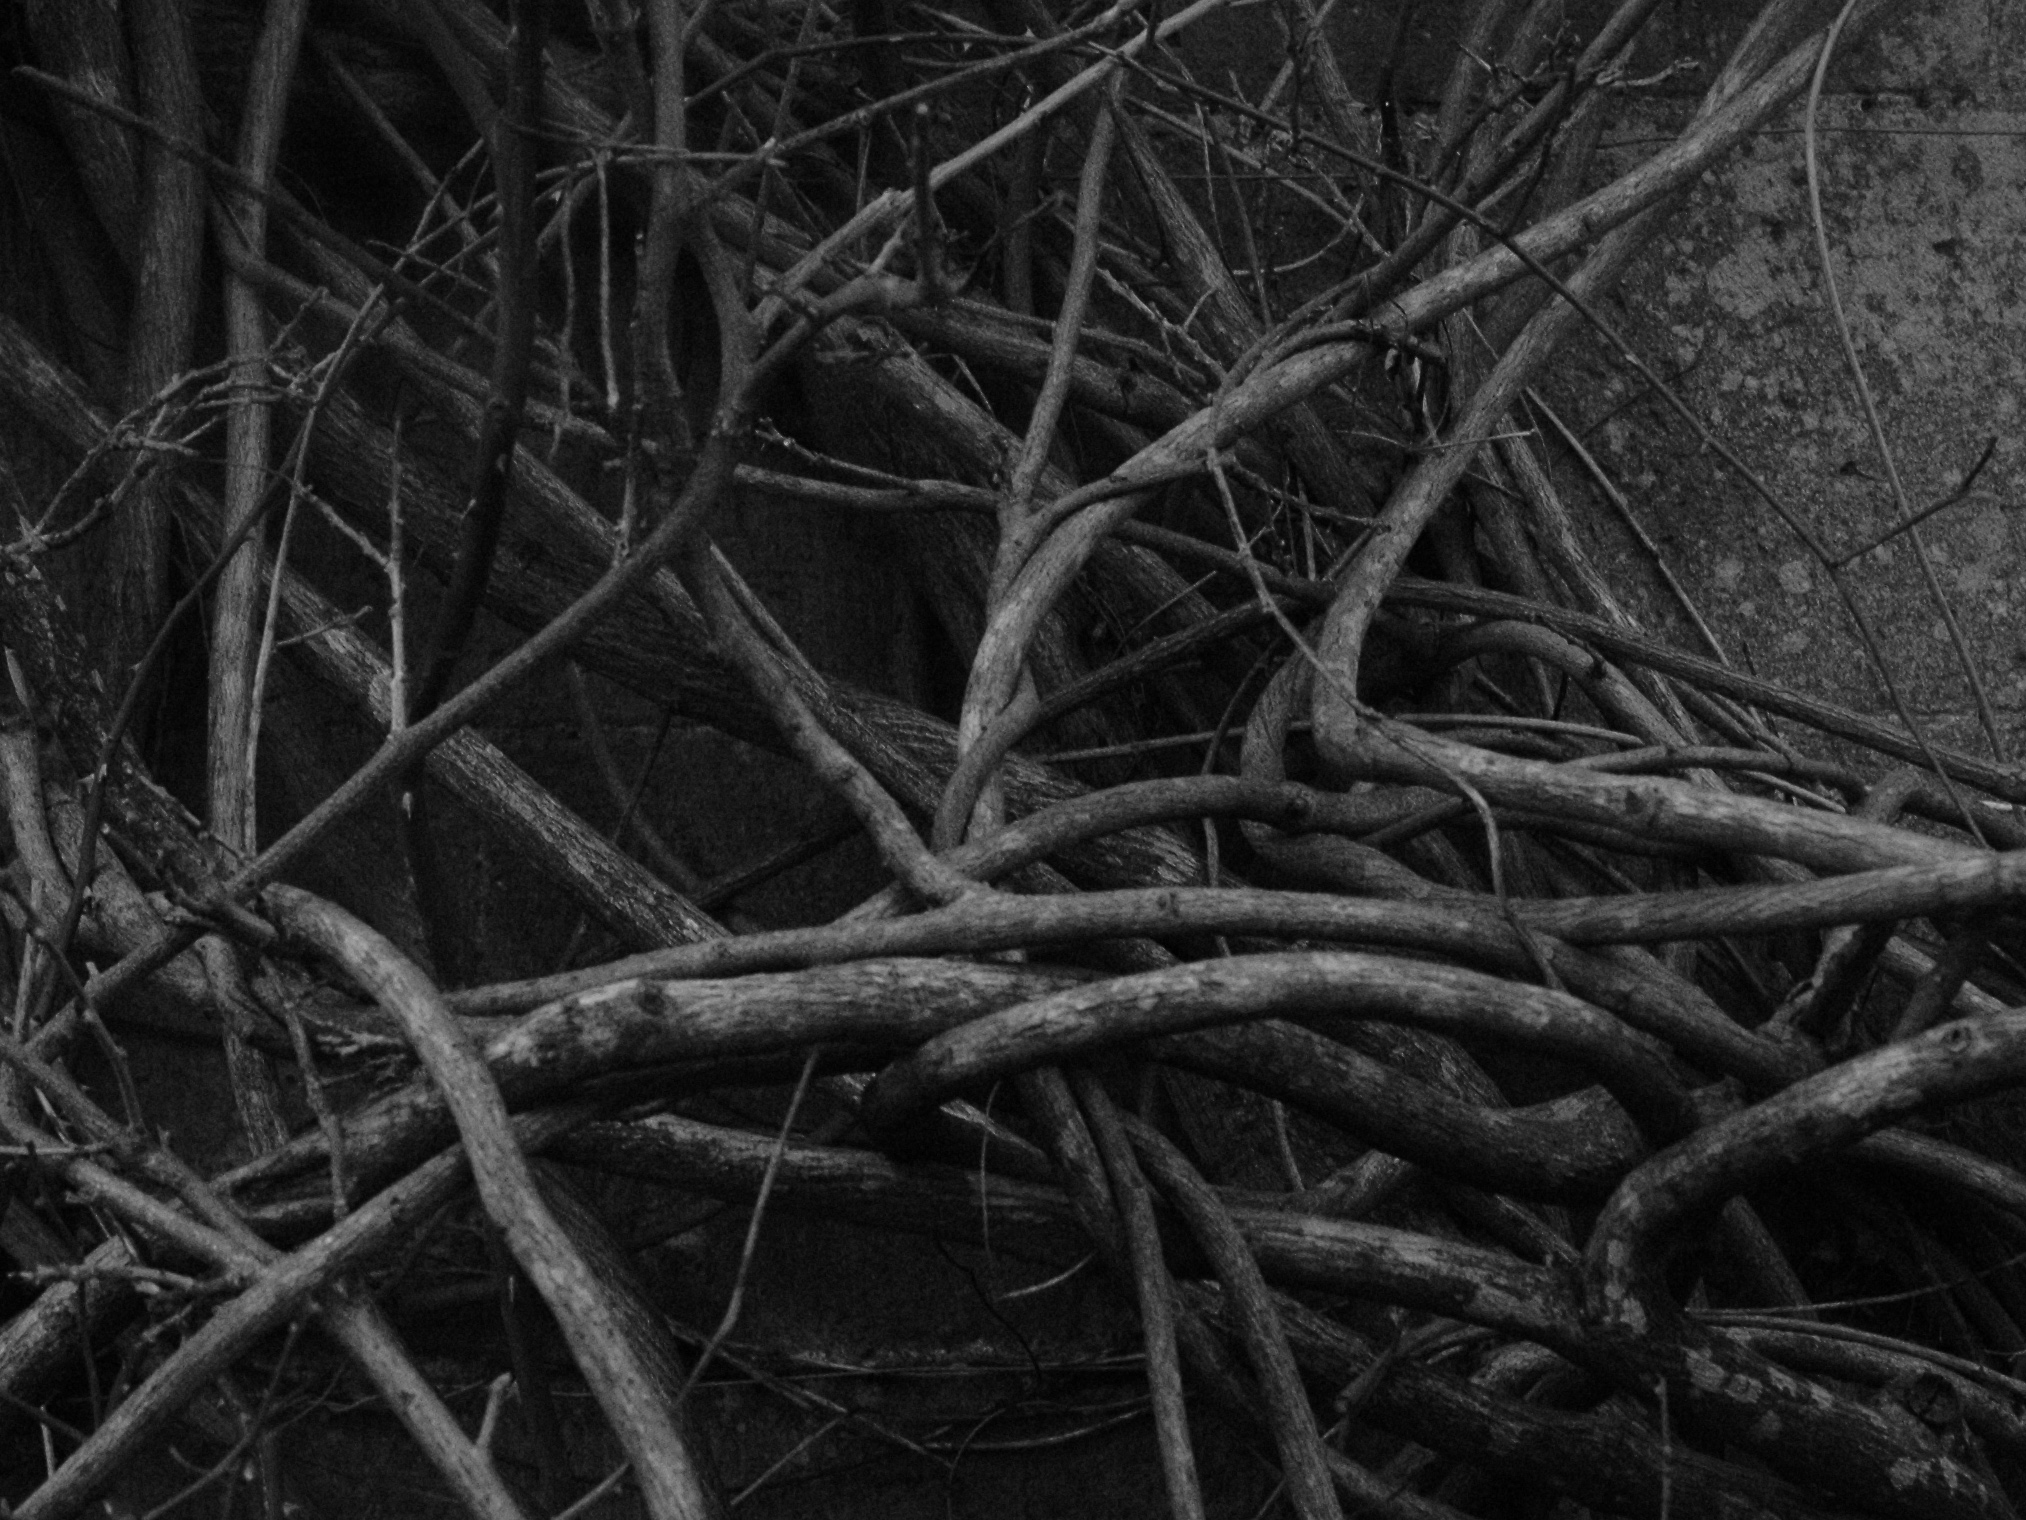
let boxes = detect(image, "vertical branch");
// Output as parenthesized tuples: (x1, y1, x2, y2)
(941, 86, 1121, 850)
(1122, 1114, 1344, 1520)
(411, 0, 551, 719)
(1073, 1072, 1207, 1520)
(208, 0, 311, 853)
(999, 91, 1120, 534)
(197, 936, 290, 1154)
(401, 0, 549, 985)
(115, 0, 205, 689)
(633, 0, 697, 458)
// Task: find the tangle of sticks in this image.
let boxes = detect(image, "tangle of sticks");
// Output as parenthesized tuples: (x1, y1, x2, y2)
(3, 1, 2022, 1517)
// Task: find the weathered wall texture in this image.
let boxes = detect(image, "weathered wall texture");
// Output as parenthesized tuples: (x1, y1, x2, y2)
(1547, 1, 2026, 761)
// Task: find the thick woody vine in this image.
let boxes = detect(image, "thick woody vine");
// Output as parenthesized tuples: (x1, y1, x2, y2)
(1, 1, 2022, 1518)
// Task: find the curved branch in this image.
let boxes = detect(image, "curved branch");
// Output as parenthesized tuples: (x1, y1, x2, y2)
(1158, 1019, 1646, 1201)
(861, 951, 1698, 1146)
(220, 957, 1085, 1206)
(267, 885, 719, 1520)
(1324, 718, 1979, 875)
(1588, 1008, 2026, 1328)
